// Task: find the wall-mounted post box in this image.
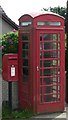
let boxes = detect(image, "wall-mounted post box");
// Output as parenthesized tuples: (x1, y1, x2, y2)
(2, 54, 18, 82)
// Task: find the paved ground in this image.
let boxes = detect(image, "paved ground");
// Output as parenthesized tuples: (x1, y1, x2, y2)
(32, 104, 68, 119)
(66, 104, 68, 120)
(32, 111, 66, 119)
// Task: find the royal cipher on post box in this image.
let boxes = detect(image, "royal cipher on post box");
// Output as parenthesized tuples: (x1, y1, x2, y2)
(2, 54, 18, 82)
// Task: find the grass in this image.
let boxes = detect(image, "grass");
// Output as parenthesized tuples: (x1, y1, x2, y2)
(2, 102, 33, 119)
(12, 109, 33, 119)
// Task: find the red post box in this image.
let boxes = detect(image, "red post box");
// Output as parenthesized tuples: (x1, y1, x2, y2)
(2, 54, 18, 81)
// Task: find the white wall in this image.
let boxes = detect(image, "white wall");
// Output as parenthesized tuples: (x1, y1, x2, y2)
(2, 19, 14, 34)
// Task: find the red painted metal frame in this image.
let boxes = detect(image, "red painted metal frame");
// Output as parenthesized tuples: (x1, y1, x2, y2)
(36, 29, 65, 113)
(18, 12, 65, 113)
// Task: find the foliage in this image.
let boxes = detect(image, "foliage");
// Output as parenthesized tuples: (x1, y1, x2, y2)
(2, 102, 10, 119)
(2, 109, 33, 119)
(12, 109, 33, 119)
(43, 6, 66, 18)
(2, 102, 33, 119)
(2, 30, 18, 55)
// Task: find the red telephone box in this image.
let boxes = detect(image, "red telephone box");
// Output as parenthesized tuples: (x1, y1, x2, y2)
(18, 12, 65, 113)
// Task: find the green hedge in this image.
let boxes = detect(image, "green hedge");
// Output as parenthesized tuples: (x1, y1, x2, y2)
(2, 30, 18, 55)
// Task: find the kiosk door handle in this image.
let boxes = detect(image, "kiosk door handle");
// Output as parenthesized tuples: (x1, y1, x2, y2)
(37, 66, 39, 71)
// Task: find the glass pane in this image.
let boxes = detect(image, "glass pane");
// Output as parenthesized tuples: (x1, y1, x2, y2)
(58, 94, 60, 101)
(40, 34, 42, 41)
(23, 67, 28, 76)
(44, 60, 60, 66)
(44, 34, 57, 41)
(40, 78, 42, 85)
(43, 85, 60, 102)
(58, 34, 60, 41)
(23, 60, 28, 66)
(58, 60, 60, 66)
(44, 78, 51, 85)
(44, 60, 51, 67)
(40, 60, 42, 67)
(44, 52, 51, 58)
(22, 33, 29, 82)
(44, 42, 50, 49)
(44, 69, 51, 76)
(50, 22, 61, 26)
(44, 94, 57, 102)
(44, 42, 57, 50)
(37, 21, 61, 26)
(40, 43, 43, 50)
(21, 21, 32, 26)
(44, 51, 57, 58)
(52, 60, 57, 66)
(53, 43, 57, 49)
(58, 76, 60, 83)
(44, 68, 57, 76)
(58, 43, 60, 49)
(53, 34, 57, 40)
(44, 60, 58, 67)
(40, 52, 42, 58)
(40, 70, 42, 76)
(22, 34, 28, 40)
(38, 22, 45, 26)
(22, 51, 28, 58)
(23, 74, 28, 81)
(51, 68, 57, 76)
(58, 51, 60, 58)
(58, 86, 60, 92)
(52, 77, 57, 84)
(52, 77, 60, 84)
(43, 77, 60, 84)
(44, 86, 53, 94)
(23, 42, 28, 49)
(58, 71, 60, 75)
